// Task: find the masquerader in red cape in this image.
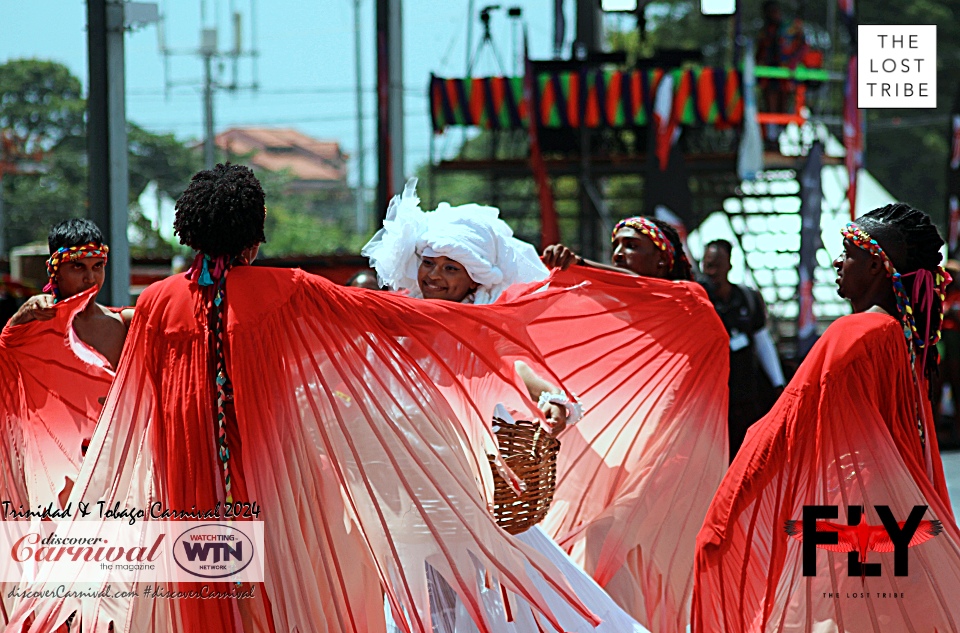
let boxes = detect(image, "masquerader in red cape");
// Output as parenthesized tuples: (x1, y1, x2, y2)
(539, 218, 729, 632)
(7, 164, 606, 633)
(364, 182, 659, 633)
(692, 203, 960, 632)
(0, 219, 132, 626)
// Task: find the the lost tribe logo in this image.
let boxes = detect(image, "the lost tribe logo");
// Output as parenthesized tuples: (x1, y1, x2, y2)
(173, 524, 255, 579)
(784, 505, 943, 582)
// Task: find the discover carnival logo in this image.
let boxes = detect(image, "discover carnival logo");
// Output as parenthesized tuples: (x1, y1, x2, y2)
(0, 520, 264, 583)
(174, 524, 255, 579)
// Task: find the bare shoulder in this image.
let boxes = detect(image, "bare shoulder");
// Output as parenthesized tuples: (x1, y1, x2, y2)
(91, 303, 130, 338)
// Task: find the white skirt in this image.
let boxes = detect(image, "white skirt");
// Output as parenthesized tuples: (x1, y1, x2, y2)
(386, 526, 651, 633)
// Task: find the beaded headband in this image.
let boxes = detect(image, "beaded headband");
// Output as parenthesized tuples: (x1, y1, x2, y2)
(841, 222, 950, 366)
(44, 242, 110, 301)
(612, 217, 676, 271)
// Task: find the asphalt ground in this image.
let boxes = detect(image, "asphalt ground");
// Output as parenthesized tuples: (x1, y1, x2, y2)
(944, 449, 960, 519)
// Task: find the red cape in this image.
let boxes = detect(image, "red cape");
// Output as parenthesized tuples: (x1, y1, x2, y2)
(692, 312, 960, 632)
(504, 267, 729, 632)
(1, 288, 117, 627)
(10, 268, 603, 633)
(0, 287, 114, 511)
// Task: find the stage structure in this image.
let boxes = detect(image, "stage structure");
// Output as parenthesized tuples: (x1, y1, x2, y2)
(422, 1, 853, 357)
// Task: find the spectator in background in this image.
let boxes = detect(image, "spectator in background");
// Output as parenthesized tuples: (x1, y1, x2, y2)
(345, 268, 383, 290)
(0, 281, 21, 326)
(700, 239, 785, 460)
(937, 259, 960, 446)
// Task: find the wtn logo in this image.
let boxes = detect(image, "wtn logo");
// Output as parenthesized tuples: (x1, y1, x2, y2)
(173, 525, 255, 579)
(181, 539, 244, 564)
(784, 505, 942, 582)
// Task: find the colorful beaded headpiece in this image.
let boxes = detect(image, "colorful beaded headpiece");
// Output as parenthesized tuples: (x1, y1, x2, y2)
(612, 217, 676, 271)
(44, 242, 110, 301)
(841, 222, 950, 367)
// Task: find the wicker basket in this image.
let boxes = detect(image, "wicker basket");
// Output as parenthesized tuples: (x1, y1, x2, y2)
(488, 418, 561, 535)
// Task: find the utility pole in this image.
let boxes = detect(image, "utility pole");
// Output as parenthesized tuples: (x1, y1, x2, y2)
(87, 0, 130, 306)
(575, 0, 603, 259)
(376, 0, 404, 220)
(354, 0, 368, 234)
(86, 1, 158, 305)
(201, 29, 217, 169)
(158, 0, 259, 170)
(575, 0, 602, 57)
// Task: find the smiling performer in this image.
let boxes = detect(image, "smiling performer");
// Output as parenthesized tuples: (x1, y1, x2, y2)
(692, 203, 960, 632)
(8, 165, 600, 633)
(364, 180, 648, 633)
(366, 180, 729, 633)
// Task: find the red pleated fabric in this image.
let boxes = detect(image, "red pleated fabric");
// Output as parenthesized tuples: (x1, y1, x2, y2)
(692, 312, 960, 633)
(0, 287, 114, 513)
(0, 288, 116, 627)
(9, 267, 603, 633)
(505, 267, 730, 633)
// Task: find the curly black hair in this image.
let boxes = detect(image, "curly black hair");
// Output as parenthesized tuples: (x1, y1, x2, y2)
(48, 218, 105, 254)
(647, 217, 694, 281)
(173, 163, 266, 257)
(856, 203, 944, 385)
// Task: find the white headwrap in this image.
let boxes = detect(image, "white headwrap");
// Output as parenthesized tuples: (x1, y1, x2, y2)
(362, 178, 549, 305)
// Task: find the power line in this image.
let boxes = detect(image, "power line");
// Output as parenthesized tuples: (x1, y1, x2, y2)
(136, 109, 433, 128)
(127, 86, 427, 97)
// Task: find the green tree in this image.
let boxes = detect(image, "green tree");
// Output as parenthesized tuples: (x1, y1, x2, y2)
(1, 59, 204, 254)
(0, 59, 84, 154)
(128, 123, 201, 203)
(256, 168, 370, 256)
(1, 59, 87, 248)
(127, 123, 203, 257)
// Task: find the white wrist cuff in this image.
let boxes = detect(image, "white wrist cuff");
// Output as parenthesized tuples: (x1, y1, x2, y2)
(538, 391, 584, 425)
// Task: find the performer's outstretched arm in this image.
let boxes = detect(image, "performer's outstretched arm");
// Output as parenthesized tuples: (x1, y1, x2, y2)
(514, 359, 580, 435)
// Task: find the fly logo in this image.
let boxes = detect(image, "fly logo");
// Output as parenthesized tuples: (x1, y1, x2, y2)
(784, 505, 942, 582)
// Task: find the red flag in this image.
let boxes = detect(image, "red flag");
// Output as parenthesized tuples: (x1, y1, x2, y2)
(843, 56, 862, 220)
(653, 73, 682, 171)
(524, 39, 560, 246)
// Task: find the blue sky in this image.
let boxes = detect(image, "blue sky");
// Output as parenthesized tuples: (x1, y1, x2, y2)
(0, 0, 594, 189)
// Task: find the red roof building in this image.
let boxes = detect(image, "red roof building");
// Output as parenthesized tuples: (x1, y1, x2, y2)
(215, 127, 348, 194)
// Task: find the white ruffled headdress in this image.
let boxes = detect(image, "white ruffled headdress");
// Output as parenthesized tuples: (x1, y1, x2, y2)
(362, 178, 549, 305)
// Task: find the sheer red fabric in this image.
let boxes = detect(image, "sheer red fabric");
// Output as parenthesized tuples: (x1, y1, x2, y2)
(0, 287, 114, 513)
(504, 267, 730, 633)
(9, 268, 602, 633)
(0, 288, 117, 626)
(692, 312, 960, 632)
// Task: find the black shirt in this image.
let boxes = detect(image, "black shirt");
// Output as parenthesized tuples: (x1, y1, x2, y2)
(709, 284, 767, 404)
